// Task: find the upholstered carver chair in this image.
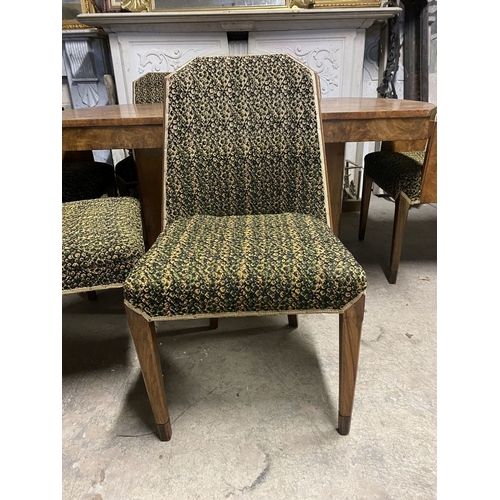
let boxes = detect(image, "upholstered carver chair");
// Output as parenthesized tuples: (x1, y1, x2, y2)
(122, 54, 368, 442)
(115, 72, 170, 198)
(62, 197, 145, 298)
(62, 156, 116, 203)
(358, 117, 437, 284)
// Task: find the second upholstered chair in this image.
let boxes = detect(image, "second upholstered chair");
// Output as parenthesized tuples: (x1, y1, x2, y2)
(122, 54, 368, 441)
(358, 117, 437, 284)
(115, 72, 170, 198)
(62, 197, 145, 297)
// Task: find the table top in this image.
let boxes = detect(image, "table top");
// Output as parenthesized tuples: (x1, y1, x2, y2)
(62, 98, 437, 128)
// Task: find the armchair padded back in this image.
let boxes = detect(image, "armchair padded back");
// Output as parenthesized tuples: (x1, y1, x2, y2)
(162, 54, 328, 227)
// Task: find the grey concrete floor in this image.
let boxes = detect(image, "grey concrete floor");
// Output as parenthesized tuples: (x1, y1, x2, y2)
(62, 194, 437, 500)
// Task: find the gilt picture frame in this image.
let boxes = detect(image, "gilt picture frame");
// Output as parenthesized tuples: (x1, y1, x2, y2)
(62, 0, 98, 30)
(119, 0, 382, 12)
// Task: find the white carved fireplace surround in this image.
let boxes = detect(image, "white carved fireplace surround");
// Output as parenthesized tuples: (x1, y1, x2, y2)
(79, 6, 400, 170)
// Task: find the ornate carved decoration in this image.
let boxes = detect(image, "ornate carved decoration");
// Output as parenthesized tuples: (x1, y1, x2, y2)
(77, 83, 100, 107)
(377, 1, 400, 99)
(277, 45, 341, 96)
(137, 48, 206, 74)
(65, 40, 99, 81)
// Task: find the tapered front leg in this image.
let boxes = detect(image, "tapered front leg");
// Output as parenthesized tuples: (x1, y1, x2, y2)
(125, 305, 172, 441)
(288, 314, 298, 328)
(338, 295, 365, 435)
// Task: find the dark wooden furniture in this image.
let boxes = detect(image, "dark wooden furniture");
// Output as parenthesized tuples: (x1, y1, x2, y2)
(358, 118, 437, 283)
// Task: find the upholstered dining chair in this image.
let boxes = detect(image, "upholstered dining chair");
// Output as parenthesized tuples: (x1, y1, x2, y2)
(115, 72, 170, 197)
(358, 116, 437, 284)
(122, 54, 368, 442)
(62, 197, 146, 301)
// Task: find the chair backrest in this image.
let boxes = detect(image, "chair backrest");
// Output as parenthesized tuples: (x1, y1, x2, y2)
(419, 119, 437, 203)
(161, 54, 329, 228)
(133, 72, 169, 104)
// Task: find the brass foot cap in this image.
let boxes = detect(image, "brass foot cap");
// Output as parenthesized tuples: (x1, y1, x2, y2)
(157, 420, 172, 441)
(337, 414, 351, 435)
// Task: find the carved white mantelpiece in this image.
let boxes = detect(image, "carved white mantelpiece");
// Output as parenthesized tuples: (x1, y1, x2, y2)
(79, 7, 400, 103)
(78, 6, 400, 168)
(248, 29, 366, 98)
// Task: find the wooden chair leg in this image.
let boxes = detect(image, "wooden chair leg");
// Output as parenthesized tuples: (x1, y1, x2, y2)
(358, 174, 373, 241)
(86, 291, 97, 301)
(388, 194, 411, 284)
(288, 314, 298, 328)
(209, 318, 219, 329)
(125, 305, 172, 441)
(338, 295, 365, 435)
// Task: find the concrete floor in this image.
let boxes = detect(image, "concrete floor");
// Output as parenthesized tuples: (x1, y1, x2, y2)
(62, 194, 437, 500)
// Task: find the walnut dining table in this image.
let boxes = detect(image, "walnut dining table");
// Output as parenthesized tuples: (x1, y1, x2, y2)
(62, 97, 437, 249)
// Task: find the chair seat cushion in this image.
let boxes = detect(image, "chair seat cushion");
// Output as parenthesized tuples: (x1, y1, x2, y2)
(124, 213, 367, 320)
(62, 161, 115, 202)
(364, 150, 425, 203)
(62, 197, 145, 293)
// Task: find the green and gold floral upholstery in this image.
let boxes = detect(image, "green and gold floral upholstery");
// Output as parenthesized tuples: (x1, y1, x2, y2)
(132, 71, 169, 104)
(364, 150, 426, 204)
(125, 213, 366, 319)
(124, 54, 367, 321)
(62, 197, 145, 294)
(62, 161, 116, 203)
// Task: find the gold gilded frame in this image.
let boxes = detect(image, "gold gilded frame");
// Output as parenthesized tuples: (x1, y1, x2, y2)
(311, 0, 382, 6)
(62, 0, 99, 30)
(120, 0, 382, 12)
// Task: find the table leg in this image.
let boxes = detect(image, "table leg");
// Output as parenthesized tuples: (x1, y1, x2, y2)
(134, 148, 163, 249)
(325, 142, 345, 237)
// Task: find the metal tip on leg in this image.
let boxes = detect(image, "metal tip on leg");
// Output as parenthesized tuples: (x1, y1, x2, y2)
(337, 414, 351, 435)
(157, 419, 172, 441)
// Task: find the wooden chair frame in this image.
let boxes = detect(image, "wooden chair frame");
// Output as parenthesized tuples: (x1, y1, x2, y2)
(359, 118, 437, 284)
(124, 55, 366, 441)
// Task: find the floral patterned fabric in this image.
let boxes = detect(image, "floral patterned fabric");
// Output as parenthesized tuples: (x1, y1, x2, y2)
(62, 197, 145, 293)
(364, 150, 426, 204)
(163, 54, 327, 225)
(124, 54, 366, 319)
(124, 213, 366, 319)
(133, 72, 169, 104)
